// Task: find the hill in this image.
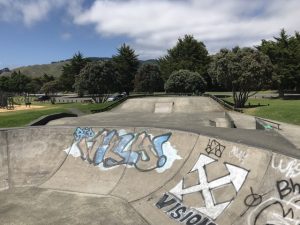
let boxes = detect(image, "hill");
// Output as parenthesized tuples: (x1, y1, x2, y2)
(0, 58, 158, 78)
(0, 61, 68, 78)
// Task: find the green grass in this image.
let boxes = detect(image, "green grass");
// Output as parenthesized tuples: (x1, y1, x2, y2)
(0, 102, 115, 128)
(206, 90, 277, 96)
(222, 97, 300, 125)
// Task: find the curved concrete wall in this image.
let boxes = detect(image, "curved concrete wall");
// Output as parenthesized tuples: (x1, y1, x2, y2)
(0, 126, 299, 225)
(1, 127, 74, 188)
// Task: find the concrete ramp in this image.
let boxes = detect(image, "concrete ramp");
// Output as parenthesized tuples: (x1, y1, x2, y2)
(49, 96, 233, 128)
(154, 102, 173, 113)
(1, 126, 300, 225)
(111, 97, 224, 113)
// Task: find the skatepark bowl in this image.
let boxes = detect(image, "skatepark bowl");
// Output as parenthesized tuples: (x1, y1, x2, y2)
(0, 97, 300, 225)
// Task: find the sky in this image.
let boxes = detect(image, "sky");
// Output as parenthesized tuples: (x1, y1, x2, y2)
(0, 0, 300, 68)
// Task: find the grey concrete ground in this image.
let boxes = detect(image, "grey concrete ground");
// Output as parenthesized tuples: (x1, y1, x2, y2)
(1, 96, 300, 225)
(0, 187, 149, 225)
(48, 96, 299, 159)
(1, 126, 300, 225)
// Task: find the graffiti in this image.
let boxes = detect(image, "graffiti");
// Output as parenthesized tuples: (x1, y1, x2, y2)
(240, 187, 270, 217)
(248, 197, 300, 225)
(66, 127, 181, 172)
(229, 146, 248, 163)
(169, 154, 249, 220)
(205, 139, 225, 158)
(156, 193, 217, 225)
(277, 179, 300, 200)
(246, 179, 300, 225)
(272, 156, 300, 178)
(74, 127, 95, 141)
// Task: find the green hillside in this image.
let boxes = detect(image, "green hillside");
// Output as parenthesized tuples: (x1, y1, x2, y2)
(1, 61, 68, 78)
(0, 58, 157, 78)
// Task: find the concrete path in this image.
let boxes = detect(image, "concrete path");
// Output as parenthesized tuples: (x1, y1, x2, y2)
(228, 111, 300, 151)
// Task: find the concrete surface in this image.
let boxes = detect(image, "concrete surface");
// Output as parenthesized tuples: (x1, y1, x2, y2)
(47, 96, 298, 157)
(48, 97, 230, 129)
(2, 96, 300, 225)
(1, 126, 300, 225)
(0, 187, 149, 225)
(111, 97, 224, 113)
(271, 120, 300, 150)
(227, 111, 256, 130)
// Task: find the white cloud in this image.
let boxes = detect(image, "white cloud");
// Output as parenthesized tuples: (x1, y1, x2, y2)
(73, 0, 300, 58)
(1, 0, 299, 58)
(0, 0, 83, 26)
(61, 32, 72, 40)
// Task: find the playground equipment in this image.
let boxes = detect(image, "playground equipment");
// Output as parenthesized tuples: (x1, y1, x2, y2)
(0, 92, 8, 109)
(0, 92, 14, 110)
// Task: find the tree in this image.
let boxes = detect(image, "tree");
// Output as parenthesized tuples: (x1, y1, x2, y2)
(165, 70, 207, 94)
(59, 52, 88, 92)
(134, 64, 164, 92)
(112, 44, 139, 94)
(257, 29, 300, 96)
(0, 76, 11, 92)
(74, 61, 120, 101)
(159, 35, 211, 86)
(9, 71, 31, 94)
(209, 47, 273, 108)
(26, 78, 43, 94)
(41, 73, 55, 84)
(292, 32, 300, 92)
(41, 80, 60, 95)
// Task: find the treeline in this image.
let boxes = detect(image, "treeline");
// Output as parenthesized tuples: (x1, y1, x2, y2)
(1, 29, 299, 108)
(0, 71, 55, 94)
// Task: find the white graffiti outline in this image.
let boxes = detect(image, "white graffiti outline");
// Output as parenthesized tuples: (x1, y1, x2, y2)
(170, 154, 249, 220)
(272, 156, 300, 178)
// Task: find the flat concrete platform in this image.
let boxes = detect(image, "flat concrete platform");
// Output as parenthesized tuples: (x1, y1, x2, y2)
(0, 187, 149, 225)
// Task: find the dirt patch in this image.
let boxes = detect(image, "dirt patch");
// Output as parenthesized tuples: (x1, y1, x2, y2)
(0, 105, 45, 113)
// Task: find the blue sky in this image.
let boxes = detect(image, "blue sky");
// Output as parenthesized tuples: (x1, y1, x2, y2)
(1, 0, 300, 68)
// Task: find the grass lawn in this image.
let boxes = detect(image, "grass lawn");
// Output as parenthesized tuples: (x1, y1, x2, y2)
(207, 90, 277, 96)
(0, 102, 115, 128)
(222, 97, 300, 125)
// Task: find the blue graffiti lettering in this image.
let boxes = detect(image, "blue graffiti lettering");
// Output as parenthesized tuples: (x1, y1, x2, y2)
(74, 128, 172, 172)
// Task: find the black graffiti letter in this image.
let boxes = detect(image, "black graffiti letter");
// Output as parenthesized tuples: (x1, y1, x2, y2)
(277, 180, 292, 200)
(170, 207, 186, 219)
(186, 214, 202, 225)
(156, 193, 177, 209)
(290, 178, 300, 195)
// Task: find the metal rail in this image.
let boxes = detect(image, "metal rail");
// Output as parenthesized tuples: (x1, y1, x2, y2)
(255, 117, 281, 130)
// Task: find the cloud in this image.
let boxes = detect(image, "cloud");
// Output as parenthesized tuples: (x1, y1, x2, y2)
(73, 0, 300, 58)
(0, 0, 83, 26)
(1, 0, 299, 58)
(61, 32, 72, 40)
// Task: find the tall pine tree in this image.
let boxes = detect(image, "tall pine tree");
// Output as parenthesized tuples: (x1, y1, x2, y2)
(159, 35, 211, 88)
(112, 44, 139, 94)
